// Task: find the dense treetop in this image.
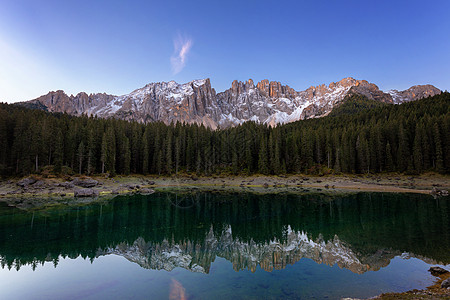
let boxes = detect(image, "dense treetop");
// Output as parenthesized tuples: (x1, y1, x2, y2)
(0, 93, 448, 177)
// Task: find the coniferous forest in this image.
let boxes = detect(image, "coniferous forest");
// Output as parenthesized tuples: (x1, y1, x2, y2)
(0, 93, 449, 177)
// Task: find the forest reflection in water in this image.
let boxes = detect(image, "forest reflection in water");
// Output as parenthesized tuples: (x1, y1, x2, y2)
(0, 191, 448, 274)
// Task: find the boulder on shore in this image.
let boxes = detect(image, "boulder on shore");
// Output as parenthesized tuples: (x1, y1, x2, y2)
(74, 188, 99, 197)
(57, 181, 75, 189)
(442, 278, 450, 289)
(72, 178, 98, 188)
(429, 266, 449, 276)
(33, 180, 45, 188)
(17, 177, 37, 187)
(431, 187, 449, 197)
(125, 184, 140, 190)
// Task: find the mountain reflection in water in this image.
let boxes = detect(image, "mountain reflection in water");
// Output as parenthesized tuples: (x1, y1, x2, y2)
(0, 192, 448, 275)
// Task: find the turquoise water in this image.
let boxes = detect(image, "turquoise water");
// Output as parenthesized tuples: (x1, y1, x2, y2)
(0, 192, 449, 299)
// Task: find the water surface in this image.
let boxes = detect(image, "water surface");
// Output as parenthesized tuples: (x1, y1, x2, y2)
(0, 192, 449, 299)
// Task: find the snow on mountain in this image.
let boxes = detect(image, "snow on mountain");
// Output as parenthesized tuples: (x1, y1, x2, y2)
(387, 90, 405, 104)
(21, 78, 441, 128)
(387, 84, 441, 105)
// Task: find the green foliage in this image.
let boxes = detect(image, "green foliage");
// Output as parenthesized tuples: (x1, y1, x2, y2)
(0, 92, 448, 177)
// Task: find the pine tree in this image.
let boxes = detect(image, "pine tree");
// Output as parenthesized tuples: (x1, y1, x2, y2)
(258, 136, 269, 175)
(385, 141, 394, 172)
(122, 137, 131, 175)
(54, 128, 64, 173)
(356, 134, 369, 173)
(166, 130, 173, 174)
(142, 128, 150, 174)
(397, 124, 409, 172)
(86, 128, 95, 174)
(101, 132, 107, 174)
(77, 141, 85, 174)
(271, 136, 281, 174)
(156, 149, 163, 175)
(413, 124, 423, 172)
(175, 137, 181, 174)
(130, 124, 141, 174)
(434, 123, 444, 173)
(301, 130, 313, 172)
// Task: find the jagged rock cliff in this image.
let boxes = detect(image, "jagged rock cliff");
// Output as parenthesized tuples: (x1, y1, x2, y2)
(21, 77, 441, 128)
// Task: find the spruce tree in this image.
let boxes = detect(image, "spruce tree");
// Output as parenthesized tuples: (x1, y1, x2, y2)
(434, 123, 444, 173)
(413, 124, 423, 172)
(77, 141, 85, 174)
(258, 137, 269, 175)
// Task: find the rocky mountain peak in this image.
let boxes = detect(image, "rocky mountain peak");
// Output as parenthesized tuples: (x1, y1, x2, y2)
(230, 79, 255, 95)
(336, 77, 360, 87)
(20, 77, 441, 128)
(256, 79, 269, 96)
(388, 84, 441, 104)
(255, 79, 297, 98)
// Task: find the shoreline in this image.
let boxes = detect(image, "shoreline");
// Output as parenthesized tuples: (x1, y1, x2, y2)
(0, 173, 448, 210)
(376, 271, 450, 299)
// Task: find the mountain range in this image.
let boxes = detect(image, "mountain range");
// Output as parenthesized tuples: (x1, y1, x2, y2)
(20, 77, 441, 128)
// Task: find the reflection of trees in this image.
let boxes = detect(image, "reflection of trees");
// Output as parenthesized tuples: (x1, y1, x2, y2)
(0, 192, 448, 271)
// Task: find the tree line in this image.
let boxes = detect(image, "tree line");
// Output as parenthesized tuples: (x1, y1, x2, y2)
(0, 92, 448, 177)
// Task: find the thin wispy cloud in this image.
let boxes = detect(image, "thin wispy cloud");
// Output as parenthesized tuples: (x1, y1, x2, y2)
(170, 35, 193, 74)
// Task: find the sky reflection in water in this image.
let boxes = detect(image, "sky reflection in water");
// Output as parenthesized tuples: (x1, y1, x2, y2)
(0, 192, 448, 299)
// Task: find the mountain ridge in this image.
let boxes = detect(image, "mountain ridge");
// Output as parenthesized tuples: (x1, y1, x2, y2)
(19, 77, 441, 128)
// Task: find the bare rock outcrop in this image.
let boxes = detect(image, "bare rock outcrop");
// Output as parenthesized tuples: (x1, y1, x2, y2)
(388, 84, 441, 104)
(19, 77, 441, 128)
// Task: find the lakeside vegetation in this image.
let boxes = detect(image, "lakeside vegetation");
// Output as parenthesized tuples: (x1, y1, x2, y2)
(0, 93, 448, 177)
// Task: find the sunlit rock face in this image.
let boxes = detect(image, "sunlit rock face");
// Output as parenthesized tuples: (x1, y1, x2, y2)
(387, 84, 441, 104)
(99, 226, 435, 275)
(20, 78, 440, 128)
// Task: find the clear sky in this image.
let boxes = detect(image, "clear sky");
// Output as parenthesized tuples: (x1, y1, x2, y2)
(1, 0, 449, 102)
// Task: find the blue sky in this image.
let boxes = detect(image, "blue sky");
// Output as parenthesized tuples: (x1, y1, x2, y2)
(1, 0, 449, 102)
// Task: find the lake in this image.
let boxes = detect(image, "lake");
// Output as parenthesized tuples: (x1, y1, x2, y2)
(0, 191, 449, 299)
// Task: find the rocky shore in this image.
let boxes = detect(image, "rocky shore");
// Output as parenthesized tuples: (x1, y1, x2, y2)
(375, 266, 450, 299)
(0, 175, 156, 210)
(0, 173, 448, 210)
